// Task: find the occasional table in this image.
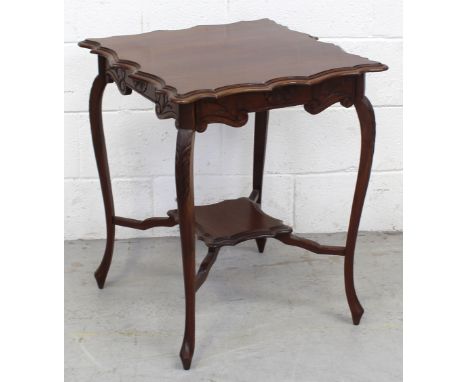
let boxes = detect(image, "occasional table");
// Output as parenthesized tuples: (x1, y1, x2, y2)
(78, 19, 388, 369)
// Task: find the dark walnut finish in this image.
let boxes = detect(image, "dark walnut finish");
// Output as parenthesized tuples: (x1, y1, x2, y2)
(78, 19, 387, 370)
(168, 197, 292, 247)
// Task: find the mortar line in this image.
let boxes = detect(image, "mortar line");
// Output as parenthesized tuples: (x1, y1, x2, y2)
(292, 175, 297, 229)
(65, 176, 155, 182)
(64, 169, 402, 182)
(321, 36, 402, 40)
(64, 104, 402, 115)
(64, 36, 402, 45)
(292, 169, 402, 176)
(64, 108, 154, 114)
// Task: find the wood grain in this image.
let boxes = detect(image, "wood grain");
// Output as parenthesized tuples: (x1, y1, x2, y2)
(78, 19, 387, 104)
(168, 198, 292, 247)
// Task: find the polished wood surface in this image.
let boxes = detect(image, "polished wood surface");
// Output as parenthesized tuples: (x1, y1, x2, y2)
(90, 57, 115, 290)
(168, 197, 292, 247)
(252, 111, 269, 253)
(79, 19, 387, 103)
(275, 233, 346, 256)
(344, 82, 376, 325)
(79, 20, 387, 370)
(174, 129, 196, 370)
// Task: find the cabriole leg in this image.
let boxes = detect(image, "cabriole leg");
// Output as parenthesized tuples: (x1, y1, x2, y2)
(175, 129, 196, 369)
(344, 91, 376, 325)
(252, 110, 269, 253)
(89, 57, 115, 289)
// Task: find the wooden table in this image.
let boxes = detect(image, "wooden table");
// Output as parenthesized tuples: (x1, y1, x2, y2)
(79, 19, 387, 370)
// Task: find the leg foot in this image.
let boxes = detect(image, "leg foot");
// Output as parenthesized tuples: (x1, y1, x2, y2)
(180, 338, 193, 370)
(94, 272, 106, 290)
(94, 231, 115, 289)
(351, 304, 364, 325)
(255, 238, 266, 253)
(345, 246, 365, 325)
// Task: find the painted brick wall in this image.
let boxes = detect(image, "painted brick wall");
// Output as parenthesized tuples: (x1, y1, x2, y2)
(64, 0, 402, 240)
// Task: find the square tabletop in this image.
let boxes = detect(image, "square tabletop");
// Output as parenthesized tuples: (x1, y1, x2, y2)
(79, 19, 387, 103)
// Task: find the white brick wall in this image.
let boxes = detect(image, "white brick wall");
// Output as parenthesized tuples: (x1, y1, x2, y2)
(64, 0, 402, 240)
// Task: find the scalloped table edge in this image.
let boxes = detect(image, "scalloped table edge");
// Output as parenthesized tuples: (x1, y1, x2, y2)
(78, 39, 388, 104)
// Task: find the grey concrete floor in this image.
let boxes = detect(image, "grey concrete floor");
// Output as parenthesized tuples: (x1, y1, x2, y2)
(65, 232, 402, 382)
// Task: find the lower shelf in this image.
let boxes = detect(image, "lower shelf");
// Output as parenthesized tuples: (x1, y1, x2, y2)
(168, 197, 292, 247)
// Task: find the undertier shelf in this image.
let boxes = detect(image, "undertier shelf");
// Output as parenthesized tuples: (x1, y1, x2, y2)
(168, 197, 292, 247)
